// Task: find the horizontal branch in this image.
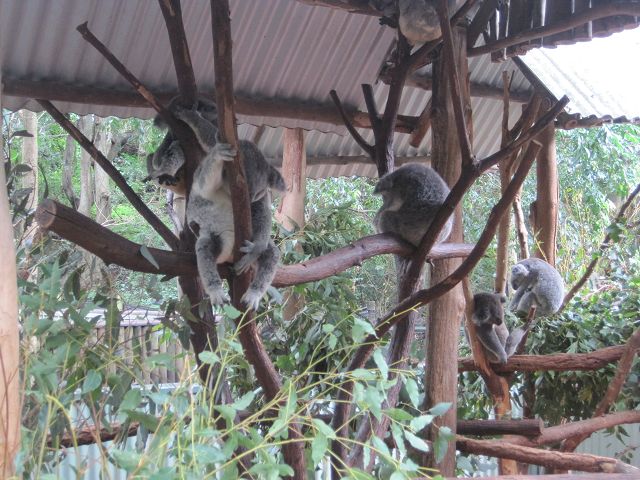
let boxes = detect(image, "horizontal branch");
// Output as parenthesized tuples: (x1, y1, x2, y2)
(458, 345, 627, 373)
(3, 77, 417, 133)
(36, 199, 474, 287)
(511, 410, 640, 448)
(457, 418, 543, 437)
(295, 0, 378, 16)
(468, 4, 640, 57)
(456, 436, 639, 474)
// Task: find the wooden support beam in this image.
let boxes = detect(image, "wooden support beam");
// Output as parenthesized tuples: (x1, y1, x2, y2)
(295, 0, 378, 16)
(2, 77, 417, 133)
(35, 199, 474, 286)
(458, 345, 628, 373)
(468, 3, 640, 57)
(532, 122, 558, 265)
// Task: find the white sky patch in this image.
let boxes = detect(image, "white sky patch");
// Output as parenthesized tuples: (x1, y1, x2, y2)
(523, 28, 640, 119)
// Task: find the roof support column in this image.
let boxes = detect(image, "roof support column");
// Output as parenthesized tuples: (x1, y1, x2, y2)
(0, 70, 21, 479)
(276, 128, 307, 321)
(532, 122, 558, 265)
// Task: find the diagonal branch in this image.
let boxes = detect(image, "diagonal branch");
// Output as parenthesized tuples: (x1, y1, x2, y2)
(37, 100, 179, 250)
(158, 0, 198, 105)
(560, 182, 640, 311)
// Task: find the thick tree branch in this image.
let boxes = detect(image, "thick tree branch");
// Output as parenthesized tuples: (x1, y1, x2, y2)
(468, 4, 640, 57)
(36, 101, 179, 251)
(456, 436, 639, 474)
(158, 0, 198, 105)
(436, 0, 473, 166)
(210, 1, 305, 477)
(458, 345, 628, 373)
(560, 183, 640, 311)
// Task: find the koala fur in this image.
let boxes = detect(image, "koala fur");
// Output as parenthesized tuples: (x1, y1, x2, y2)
(149, 96, 285, 310)
(510, 258, 565, 317)
(373, 163, 453, 246)
(472, 292, 509, 364)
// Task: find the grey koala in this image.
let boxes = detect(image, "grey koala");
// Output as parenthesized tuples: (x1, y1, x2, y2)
(510, 258, 565, 318)
(369, 0, 466, 44)
(373, 163, 452, 246)
(472, 292, 509, 364)
(153, 96, 285, 310)
(144, 97, 219, 195)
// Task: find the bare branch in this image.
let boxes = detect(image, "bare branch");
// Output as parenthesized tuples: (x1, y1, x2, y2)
(329, 90, 374, 157)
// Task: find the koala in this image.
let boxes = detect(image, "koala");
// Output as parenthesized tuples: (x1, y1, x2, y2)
(471, 293, 509, 364)
(151, 96, 285, 310)
(144, 97, 219, 195)
(373, 163, 453, 247)
(369, 0, 466, 44)
(510, 258, 565, 318)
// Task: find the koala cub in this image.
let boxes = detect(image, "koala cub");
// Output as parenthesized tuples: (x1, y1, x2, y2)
(510, 258, 565, 318)
(373, 163, 453, 247)
(145, 97, 218, 196)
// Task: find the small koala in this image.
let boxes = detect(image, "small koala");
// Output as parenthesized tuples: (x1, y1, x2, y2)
(369, 0, 466, 44)
(172, 100, 285, 310)
(144, 97, 219, 195)
(510, 258, 565, 318)
(472, 292, 509, 364)
(373, 163, 453, 247)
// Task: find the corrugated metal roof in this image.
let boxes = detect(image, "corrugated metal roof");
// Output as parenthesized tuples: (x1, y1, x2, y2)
(1, 0, 538, 178)
(522, 28, 640, 124)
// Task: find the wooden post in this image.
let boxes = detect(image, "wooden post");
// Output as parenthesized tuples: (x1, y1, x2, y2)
(0, 71, 21, 479)
(533, 122, 558, 265)
(275, 128, 306, 321)
(424, 25, 469, 476)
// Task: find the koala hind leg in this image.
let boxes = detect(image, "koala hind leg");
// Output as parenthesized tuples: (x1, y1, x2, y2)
(234, 197, 272, 274)
(241, 241, 281, 310)
(195, 231, 230, 305)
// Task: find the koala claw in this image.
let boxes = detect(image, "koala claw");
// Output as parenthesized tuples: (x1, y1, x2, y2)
(212, 143, 237, 162)
(241, 288, 262, 311)
(233, 241, 260, 275)
(206, 284, 230, 305)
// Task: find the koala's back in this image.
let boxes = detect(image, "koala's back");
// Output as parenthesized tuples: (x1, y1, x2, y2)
(519, 258, 565, 314)
(374, 163, 452, 245)
(239, 141, 285, 202)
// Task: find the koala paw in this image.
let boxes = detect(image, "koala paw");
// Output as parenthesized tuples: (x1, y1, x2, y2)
(205, 284, 230, 305)
(233, 241, 260, 275)
(211, 143, 237, 163)
(241, 288, 262, 311)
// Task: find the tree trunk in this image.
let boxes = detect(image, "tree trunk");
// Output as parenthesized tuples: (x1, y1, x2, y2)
(20, 109, 38, 211)
(77, 115, 95, 216)
(62, 133, 78, 209)
(424, 25, 469, 476)
(275, 128, 306, 321)
(93, 118, 111, 224)
(0, 72, 20, 479)
(532, 123, 558, 265)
